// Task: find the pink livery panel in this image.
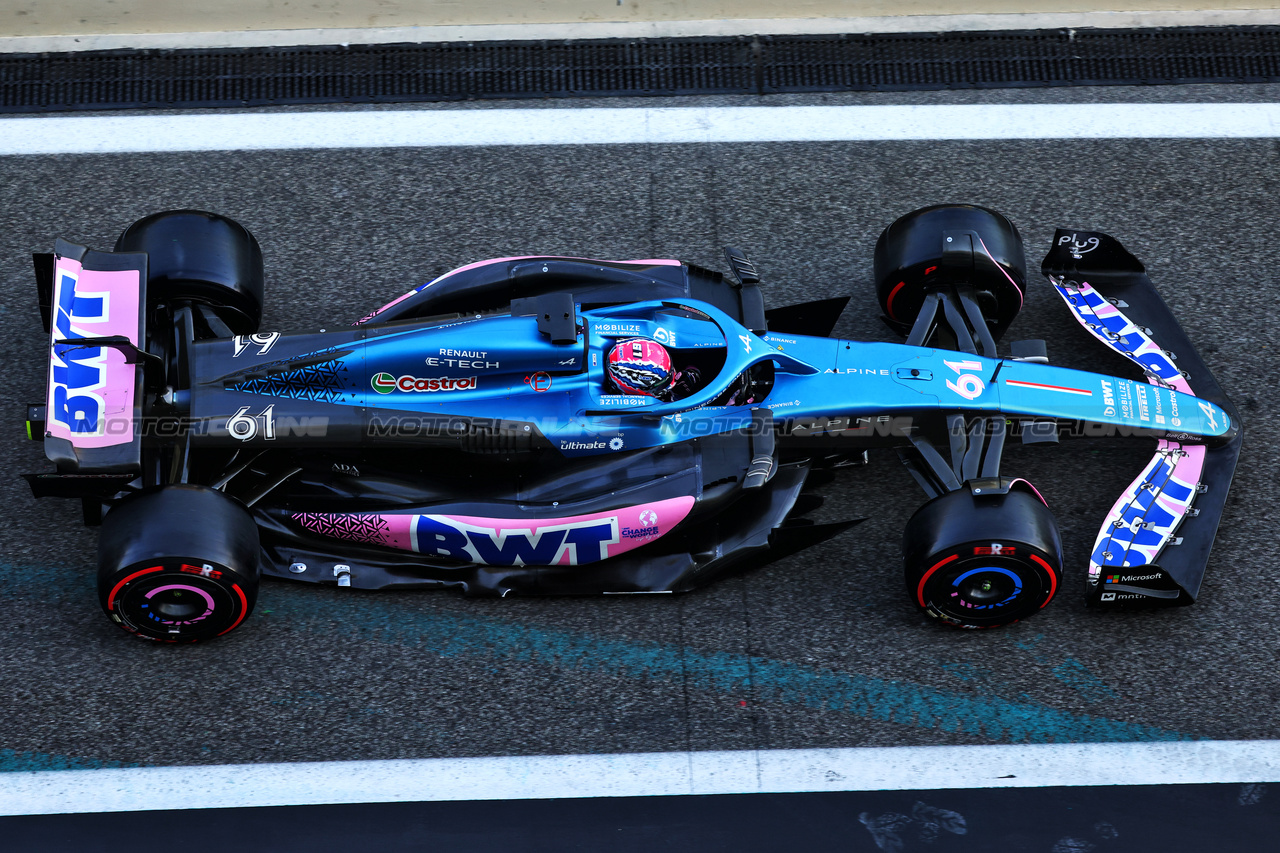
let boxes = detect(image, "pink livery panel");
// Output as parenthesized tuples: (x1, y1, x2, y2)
(293, 495, 697, 567)
(43, 242, 148, 472)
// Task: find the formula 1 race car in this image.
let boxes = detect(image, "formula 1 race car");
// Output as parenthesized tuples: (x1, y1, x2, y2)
(25, 205, 1242, 642)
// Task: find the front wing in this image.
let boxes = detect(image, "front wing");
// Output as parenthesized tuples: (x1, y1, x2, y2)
(1042, 230, 1243, 608)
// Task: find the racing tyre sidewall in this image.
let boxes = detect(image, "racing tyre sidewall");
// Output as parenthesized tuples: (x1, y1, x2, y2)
(97, 485, 260, 642)
(874, 204, 1026, 339)
(115, 210, 264, 335)
(903, 487, 1061, 628)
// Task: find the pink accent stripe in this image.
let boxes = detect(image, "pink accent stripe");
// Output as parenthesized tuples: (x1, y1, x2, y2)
(365, 287, 417, 316)
(357, 255, 682, 323)
(1004, 379, 1092, 396)
(975, 234, 1024, 310)
(145, 584, 216, 610)
(430, 255, 541, 284)
(1008, 478, 1049, 507)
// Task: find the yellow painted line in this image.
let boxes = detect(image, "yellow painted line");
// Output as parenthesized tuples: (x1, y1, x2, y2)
(1, 5, 1280, 52)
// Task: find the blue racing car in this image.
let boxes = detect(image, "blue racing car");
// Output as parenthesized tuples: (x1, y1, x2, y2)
(25, 205, 1242, 641)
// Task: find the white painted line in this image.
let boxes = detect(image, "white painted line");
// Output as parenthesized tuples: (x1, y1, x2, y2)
(3, 103, 1280, 156)
(5, 10, 1280, 53)
(2, 741, 1278, 816)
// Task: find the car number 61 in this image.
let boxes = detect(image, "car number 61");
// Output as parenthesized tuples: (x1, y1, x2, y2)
(227, 405, 276, 441)
(943, 359, 986, 401)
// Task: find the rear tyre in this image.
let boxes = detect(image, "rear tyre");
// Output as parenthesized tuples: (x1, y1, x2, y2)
(903, 487, 1061, 628)
(874, 204, 1026, 340)
(98, 485, 260, 642)
(115, 210, 264, 335)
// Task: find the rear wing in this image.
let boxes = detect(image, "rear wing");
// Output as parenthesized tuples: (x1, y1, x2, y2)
(1042, 230, 1243, 608)
(37, 240, 148, 474)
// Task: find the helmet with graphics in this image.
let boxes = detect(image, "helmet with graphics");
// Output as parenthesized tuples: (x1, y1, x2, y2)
(606, 337, 675, 397)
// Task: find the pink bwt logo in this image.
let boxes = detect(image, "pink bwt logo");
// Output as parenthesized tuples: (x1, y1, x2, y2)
(46, 257, 141, 448)
(402, 497, 694, 566)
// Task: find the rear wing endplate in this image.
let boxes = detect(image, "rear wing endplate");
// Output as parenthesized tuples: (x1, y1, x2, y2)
(1042, 230, 1243, 608)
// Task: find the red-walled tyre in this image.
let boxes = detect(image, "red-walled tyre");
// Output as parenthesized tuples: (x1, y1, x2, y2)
(874, 204, 1026, 340)
(903, 486, 1061, 628)
(97, 485, 260, 642)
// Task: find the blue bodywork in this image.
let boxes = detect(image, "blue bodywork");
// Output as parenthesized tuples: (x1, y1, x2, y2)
(192, 296, 1232, 454)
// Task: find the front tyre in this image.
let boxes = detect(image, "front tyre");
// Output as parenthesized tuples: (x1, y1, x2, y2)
(874, 204, 1026, 340)
(98, 486, 260, 642)
(903, 487, 1061, 628)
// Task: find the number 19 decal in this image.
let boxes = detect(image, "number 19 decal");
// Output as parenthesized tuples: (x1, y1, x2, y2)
(227, 405, 276, 441)
(943, 359, 986, 401)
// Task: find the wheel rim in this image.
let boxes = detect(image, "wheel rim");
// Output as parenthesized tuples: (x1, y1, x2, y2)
(951, 567, 1022, 609)
(107, 563, 246, 642)
(919, 550, 1056, 628)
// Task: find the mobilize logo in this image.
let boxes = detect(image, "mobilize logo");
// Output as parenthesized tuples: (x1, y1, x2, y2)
(371, 374, 478, 394)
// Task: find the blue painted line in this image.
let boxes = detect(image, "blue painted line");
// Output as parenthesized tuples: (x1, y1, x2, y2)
(0, 561, 1193, 773)
(267, 593, 1190, 744)
(0, 750, 134, 773)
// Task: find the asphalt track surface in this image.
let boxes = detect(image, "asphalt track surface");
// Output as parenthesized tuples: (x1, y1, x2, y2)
(1, 85, 1278, 785)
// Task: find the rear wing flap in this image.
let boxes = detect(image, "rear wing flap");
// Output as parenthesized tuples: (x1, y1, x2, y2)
(41, 240, 148, 475)
(1042, 229, 1243, 607)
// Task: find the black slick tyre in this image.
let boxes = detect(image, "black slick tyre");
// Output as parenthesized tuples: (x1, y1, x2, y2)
(903, 486, 1061, 628)
(115, 210, 264, 335)
(874, 204, 1026, 340)
(98, 485, 261, 642)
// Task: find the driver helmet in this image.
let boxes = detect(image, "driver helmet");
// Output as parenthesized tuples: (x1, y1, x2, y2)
(606, 337, 674, 397)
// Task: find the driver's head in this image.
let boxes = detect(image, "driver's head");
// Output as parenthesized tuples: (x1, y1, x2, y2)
(606, 337, 674, 397)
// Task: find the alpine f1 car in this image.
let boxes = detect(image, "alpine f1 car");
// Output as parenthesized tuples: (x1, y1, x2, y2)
(25, 205, 1242, 642)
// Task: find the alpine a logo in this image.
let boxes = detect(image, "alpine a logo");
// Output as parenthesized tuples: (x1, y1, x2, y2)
(371, 373, 478, 394)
